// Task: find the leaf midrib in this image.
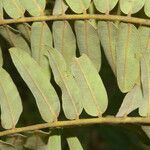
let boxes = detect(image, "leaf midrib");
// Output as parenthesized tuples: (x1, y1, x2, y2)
(11, 51, 57, 120)
(74, 58, 102, 116)
(49, 51, 79, 118)
(107, 22, 116, 73)
(123, 23, 131, 90)
(0, 72, 15, 128)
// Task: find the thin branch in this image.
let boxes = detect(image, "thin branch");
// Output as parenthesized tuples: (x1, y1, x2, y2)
(0, 14, 149, 26)
(0, 117, 150, 137)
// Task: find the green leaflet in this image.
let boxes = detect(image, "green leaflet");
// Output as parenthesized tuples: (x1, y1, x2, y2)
(65, 0, 91, 13)
(47, 48, 83, 119)
(93, 0, 118, 13)
(20, 0, 46, 16)
(3, 0, 25, 18)
(17, 23, 31, 42)
(47, 131, 61, 150)
(98, 21, 117, 74)
(0, 68, 22, 129)
(24, 130, 48, 150)
(53, 0, 68, 15)
(120, 0, 145, 15)
(9, 47, 60, 122)
(31, 22, 52, 78)
(0, 26, 31, 55)
(71, 54, 108, 116)
(53, 21, 76, 65)
(116, 85, 142, 117)
(144, 0, 150, 17)
(116, 23, 140, 93)
(0, 1, 3, 19)
(139, 26, 150, 55)
(67, 137, 83, 150)
(75, 20, 101, 71)
(6, 134, 27, 150)
(0, 140, 15, 149)
(139, 55, 150, 116)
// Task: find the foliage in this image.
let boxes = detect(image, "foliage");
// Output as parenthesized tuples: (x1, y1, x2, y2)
(0, 0, 149, 149)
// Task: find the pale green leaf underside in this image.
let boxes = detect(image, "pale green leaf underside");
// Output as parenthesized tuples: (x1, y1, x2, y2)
(93, 0, 118, 13)
(139, 26, 150, 55)
(0, 26, 31, 55)
(17, 23, 31, 42)
(0, 1, 3, 19)
(75, 20, 101, 71)
(120, 0, 145, 14)
(116, 23, 140, 93)
(47, 48, 83, 119)
(67, 136, 83, 150)
(53, 0, 68, 15)
(53, 21, 76, 65)
(0, 68, 22, 129)
(98, 21, 117, 74)
(116, 85, 142, 117)
(20, 0, 46, 16)
(65, 0, 91, 13)
(31, 22, 52, 78)
(139, 55, 150, 116)
(71, 54, 108, 116)
(3, 0, 25, 18)
(47, 134, 61, 150)
(9, 47, 60, 122)
(144, 0, 150, 17)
